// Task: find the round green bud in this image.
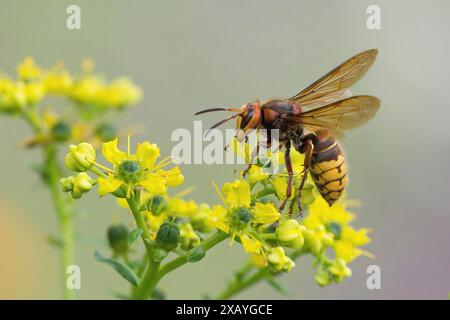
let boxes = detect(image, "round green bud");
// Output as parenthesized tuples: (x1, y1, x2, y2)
(107, 224, 129, 255)
(95, 123, 117, 142)
(60, 172, 94, 199)
(235, 207, 252, 224)
(118, 160, 142, 182)
(147, 195, 168, 216)
(326, 222, 342, 240)
(156, 222, 180, 251)
(276, 219, 305, 249)
(51, 121, 71, 142)
(64, 142, 96, 172)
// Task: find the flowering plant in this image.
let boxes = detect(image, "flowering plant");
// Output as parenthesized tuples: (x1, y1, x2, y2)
(1, 58, 372, 299)
(61, 135, 372, 299)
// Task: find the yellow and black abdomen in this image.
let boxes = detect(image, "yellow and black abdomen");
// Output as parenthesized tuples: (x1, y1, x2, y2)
(310, 137, 348, 206)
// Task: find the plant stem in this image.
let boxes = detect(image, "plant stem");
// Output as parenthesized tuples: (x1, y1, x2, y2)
(126, 191, 160, 300)
(217, 268, 270, 300)
(23, 109, 76, 299)
(215, 249, 306, 300)
(133, 231, 228, 300)
(45, 143, 76, 299)
(158, 231, 228, 278)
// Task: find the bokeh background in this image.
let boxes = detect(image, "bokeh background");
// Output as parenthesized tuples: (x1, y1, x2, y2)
(0, 0, 449, 299)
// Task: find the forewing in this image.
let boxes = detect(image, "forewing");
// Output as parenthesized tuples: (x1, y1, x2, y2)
(290, 49, 378, 105)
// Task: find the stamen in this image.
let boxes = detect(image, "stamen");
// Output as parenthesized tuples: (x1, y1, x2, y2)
(86, 157, 115, 174)
(211, 181, 229, 210)
(173, 187, 196, 199)
(127, 133, 131, 159)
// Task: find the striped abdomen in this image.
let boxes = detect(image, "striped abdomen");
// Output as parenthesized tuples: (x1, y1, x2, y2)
(310, 136, 348, 206)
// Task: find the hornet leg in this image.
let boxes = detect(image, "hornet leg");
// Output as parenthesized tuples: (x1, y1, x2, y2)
(279, 141, 293, 212)
(297, 138, 314, 216)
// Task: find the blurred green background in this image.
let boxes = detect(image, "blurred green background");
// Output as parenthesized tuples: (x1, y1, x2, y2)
(0, 0, 449, 299)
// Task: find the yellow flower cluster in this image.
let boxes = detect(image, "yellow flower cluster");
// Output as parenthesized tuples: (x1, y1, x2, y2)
(1, 57, 142, 147)
(0, 57, 131, 113)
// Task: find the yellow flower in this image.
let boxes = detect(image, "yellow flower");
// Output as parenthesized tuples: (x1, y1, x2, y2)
(0, 78, 26, 112)
(17, 57, 41, 80)
(43, 68, 73, 94)
(96, 137, 183, 197)
(222, 180, 251, 209)
(98, 77, 142, 108)
(207, 205, 230, 234)
(334, 226, 372, 262)
(251, 202, 280, 225)
(24, 82, 46, 105)
(302, 196, 372, 261)
(70, 74, 104, 105)
(165, 198, 198, 218)
(240, 234, 263, 255)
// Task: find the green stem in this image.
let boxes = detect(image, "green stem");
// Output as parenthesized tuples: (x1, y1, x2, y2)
(133, 231, 228, 300)
(216, 249, 306, 300)
(23, 109, 76, 299)
(159, 231, 228, 278)
(45, 143, 76, 299)
(217, 268, 270, 300)
(126, 191, 160, 300)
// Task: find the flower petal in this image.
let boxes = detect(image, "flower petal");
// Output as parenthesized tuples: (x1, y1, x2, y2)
(137, 141, 160, 170)
(157, 167, 184, 187)
(139, 173, 167, 195)
(252, 202, 281, 224)
(222, 180, 251, 208)
(97, 176, 122, 196)
(102, 138, 126, 166)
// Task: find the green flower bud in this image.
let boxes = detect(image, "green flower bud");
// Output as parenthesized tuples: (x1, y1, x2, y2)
(60, 172, 94, 199)
(147, 195, 168, 216)
(95, 123, 117, 142)
(64, 142, 96, 172)
(329, 259, 352, 282)
(156, 221, 180, 251)
(276, 219, 305, 249)
(235, 207, 252, 224)
(315, 267, 331, 287)
(107, 224, 129, 255)
(267, 247, 295, 273)
(118, 160, 142, 182)
(51, 121, 71, 142)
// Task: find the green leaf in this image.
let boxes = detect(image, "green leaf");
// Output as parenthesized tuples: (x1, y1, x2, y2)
(94, 251, 139, 286)
(128, 228, 143, 245)
(187, 246, 206, 263)
(266, 276, 290, 297)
